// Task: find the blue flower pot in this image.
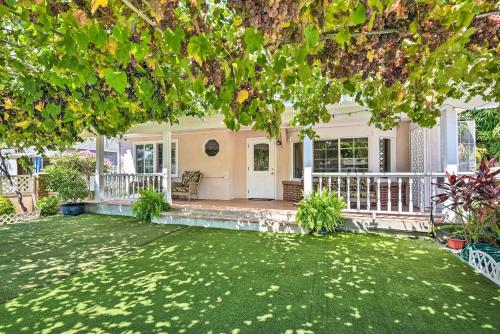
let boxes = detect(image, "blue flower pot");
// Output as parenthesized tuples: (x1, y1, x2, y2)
(60, 203, 85, 216)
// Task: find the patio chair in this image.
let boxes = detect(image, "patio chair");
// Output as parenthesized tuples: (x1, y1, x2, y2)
(172, 171, 202, 201)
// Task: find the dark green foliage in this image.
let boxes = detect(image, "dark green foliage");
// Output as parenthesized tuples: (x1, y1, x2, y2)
(296, 189, 346, 233)
(36, 196, 59, 216)
(459, 108, 500, 161)
(44, 165, 88, 203)
(132, 188, 171, 223)
(0, 197, 15, 215)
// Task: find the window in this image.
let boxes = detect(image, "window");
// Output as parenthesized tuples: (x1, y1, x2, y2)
(293, 142, 303, 179)
(135, 144, 154, 173)
(314, 140, 339, 172)
(157, 141, 178, 177)
(205, 139, 219, 157)
(253, 143, 269, 171)
(378, 138, 391, 172)
(458, 120, 476, 172)
(311, 138, 368, 172)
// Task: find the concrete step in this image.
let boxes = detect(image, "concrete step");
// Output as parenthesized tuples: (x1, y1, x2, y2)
(157, 211, 305, 234)
(172, 206, 296, 223)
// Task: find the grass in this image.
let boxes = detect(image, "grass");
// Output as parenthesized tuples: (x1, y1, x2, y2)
(0, 214, 182, 303)
(0, 215, 499, 333)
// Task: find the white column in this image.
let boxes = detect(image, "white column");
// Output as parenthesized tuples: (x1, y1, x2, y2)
(440, 107, 459, 174)
(95, 135, 105, 201)
(303, 133, 313, 195)
(162, 129, 172, 204)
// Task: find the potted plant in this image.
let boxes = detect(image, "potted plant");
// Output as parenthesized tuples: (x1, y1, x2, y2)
(433, 158, 499, 247)
(447, 228, 467, 250)
(43, 165, 88, 216)
(296, 189, 346, 234)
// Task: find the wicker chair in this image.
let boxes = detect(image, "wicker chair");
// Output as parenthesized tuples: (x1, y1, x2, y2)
(172, 171, 202, 201)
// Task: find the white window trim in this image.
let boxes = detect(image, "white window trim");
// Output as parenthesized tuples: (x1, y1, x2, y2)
(289, 140, 303, 181)
(167, 139, 179, 178)
(132, 140, 179, 177)
(313, 137, 370, 173)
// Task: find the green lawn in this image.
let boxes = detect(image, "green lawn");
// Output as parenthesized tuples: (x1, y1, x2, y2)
(0, 215, 499, 333)
(0, 214, 182, 303)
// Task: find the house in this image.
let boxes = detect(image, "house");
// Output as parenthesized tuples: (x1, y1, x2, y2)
(94, 97, 490, 210)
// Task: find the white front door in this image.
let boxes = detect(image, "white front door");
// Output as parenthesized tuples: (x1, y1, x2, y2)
(247, 138, 276, 199)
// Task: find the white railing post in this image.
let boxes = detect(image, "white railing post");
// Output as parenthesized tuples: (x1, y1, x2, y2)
(337, 176, 341, 198)
(303, 132, 314, 195)
(420, 178, 425, 213)
(387, 178, 391, 212)
(95, 135, 105, 201)
(356, 177, 360, 211)
(398, 177, 402, 213)
(409, 178, 413, 213)
(346, 177, 351, 210)
(162, 129, 172, 204)
(376, 177, 381, 212)
(366, 177, 370, 211)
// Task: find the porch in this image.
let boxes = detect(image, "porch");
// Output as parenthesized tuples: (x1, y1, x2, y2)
(86, 197, 434, 234)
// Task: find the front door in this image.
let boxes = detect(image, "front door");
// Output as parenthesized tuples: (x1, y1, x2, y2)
(247, 138, 276, 199)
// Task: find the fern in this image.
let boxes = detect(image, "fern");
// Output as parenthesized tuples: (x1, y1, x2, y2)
(132, 188, 171, 223)
(296, 189, 346, 233)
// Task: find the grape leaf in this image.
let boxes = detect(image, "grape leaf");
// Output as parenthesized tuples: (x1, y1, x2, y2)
(244, 28, 264, 53)
(104, 69, 127, 94)
(350, 4, 366, 25)
(304, 24, 320, 49)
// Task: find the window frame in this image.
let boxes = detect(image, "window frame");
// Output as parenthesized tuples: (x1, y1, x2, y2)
(291, 137, 370, 175)
(133, 139, 178, 177)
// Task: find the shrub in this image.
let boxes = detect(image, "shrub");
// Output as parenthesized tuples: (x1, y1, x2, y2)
(44, 165, 88, 203)
(296, 189, 346, 233)
(433, 158, 500, 245)
(0, 197, 15, 215)
(132, 188, 171, 223)
(50, 151, 113, 195)
(36, 196, 59, 216)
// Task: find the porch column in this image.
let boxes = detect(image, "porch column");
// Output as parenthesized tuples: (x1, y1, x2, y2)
(95, 135, 105, 201)
(162, 129, 172, 204)
(440, 107, 459, 174)
(303, 133, 313, 195)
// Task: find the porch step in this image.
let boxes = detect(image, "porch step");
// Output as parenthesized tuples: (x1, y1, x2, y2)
(171, 205, 297, 223)
(157, 210, 306, 234)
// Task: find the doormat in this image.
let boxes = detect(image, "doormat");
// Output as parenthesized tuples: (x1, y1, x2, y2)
(248, 198, 273, 201)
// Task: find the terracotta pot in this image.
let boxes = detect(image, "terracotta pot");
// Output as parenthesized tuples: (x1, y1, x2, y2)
(448, 237, 466, 250)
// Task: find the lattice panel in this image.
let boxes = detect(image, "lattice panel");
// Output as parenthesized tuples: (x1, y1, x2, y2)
(469, 250, 500, 285)
(0, 212, 39, 226)
(0, 213, 18, 226)
(410, 128, 425, 208)
(0, 175, 34, 195)
(379, 139, 386, 172)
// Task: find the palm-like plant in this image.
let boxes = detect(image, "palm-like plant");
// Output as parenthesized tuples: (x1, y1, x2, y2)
(433, 158, 499, 244)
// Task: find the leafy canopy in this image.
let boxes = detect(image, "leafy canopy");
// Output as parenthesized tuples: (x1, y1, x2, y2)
(0, 0, 498, 152)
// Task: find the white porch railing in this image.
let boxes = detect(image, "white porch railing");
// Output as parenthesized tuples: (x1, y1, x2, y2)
(312, 172, 448, 216)
(101, 173, 166, 200)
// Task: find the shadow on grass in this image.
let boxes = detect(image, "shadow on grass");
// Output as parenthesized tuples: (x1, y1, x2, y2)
(0, 227, 498, 333)
(0, 214, 182, 303)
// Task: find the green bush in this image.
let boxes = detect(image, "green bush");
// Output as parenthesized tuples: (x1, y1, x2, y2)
(132, 188, 171, 223)
(44, 165, 88, 203)
(36, 196, 59, 216)
(296, 189, 346, 233)
(0, 197, 15, 215)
